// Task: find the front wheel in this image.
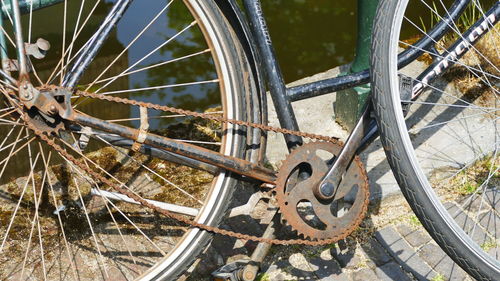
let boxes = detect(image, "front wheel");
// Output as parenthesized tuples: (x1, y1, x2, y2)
(372, 0, 499, 280)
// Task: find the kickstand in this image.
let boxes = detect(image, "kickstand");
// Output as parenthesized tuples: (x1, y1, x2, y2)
(240, 212, 279, 280)
(212, 207, 279, 281)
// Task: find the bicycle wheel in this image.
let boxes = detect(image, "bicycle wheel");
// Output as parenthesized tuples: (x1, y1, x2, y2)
(372, 0, 499, 280)
(0, 0, 263, 280)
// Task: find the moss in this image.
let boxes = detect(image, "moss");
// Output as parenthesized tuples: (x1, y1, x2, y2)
(148, 158, 212, 208)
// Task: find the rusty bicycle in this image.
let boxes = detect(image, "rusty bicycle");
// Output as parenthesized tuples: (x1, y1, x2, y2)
(0, 0, 498, 280)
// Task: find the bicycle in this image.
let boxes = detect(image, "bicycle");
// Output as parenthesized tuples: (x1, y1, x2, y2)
(0, 0, 497, 280)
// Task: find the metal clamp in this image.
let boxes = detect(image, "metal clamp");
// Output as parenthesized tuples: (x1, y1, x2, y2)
(131, 107, 149, 152)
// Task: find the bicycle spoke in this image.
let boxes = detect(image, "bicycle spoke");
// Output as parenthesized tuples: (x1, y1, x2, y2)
(439, 0, 500, 71)
(403, 100, 498, 111)
(95, 135, 204, 205)
(0, 1, 252, 278)
(73, 177, 109, 279)
(98, 79, 218, 96)
(0, 149, 40, 253)
(62, 157, 168, 255)
(104, 110, 222, 122)
(94, 21, 198, 93)
(85, 0, 174, 91)
(46, 0, 102, 85)
(39, 146, 80, 281)
(92, 48, 211, 86)
(418, 0, 500, 74)
(27, 0, 33, 43)
(26, 141, 47, 280)
(60, 0, 68, 84)
(66, 0, 86, 68)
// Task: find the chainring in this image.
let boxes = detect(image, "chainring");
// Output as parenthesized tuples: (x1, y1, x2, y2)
(276, 141, 369, 240)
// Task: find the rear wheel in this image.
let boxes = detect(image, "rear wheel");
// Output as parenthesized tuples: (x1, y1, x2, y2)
(0, 0, 263, 280)
(372, 0, 499, 280)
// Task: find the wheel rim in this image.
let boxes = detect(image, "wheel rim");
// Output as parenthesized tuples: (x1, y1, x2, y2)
(386, 0, 499, 273)
(0, 1, 245, 280)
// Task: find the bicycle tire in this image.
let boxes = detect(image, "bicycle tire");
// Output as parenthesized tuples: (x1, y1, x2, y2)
(0, 0, 263, 280)
(372, 0, 499, 280)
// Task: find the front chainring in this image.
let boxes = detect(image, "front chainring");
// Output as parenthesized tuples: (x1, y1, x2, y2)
(276, 142, 369, 240)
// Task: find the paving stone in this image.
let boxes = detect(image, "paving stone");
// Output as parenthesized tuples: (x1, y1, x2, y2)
(375, 226, 437, 281)
(396, 224, 414, 237)
(360, 238, 392, 266)
(331, 246, 362, 269)
(478, 210, 500, 236)
(309, 256, 342, 279)
(484, 190, 500, 210)
(310, 257, 349, 281)
(444, 202, 489, 245)
(352, 268, 378, 281)
(419, 243, 467, 281)
(375, 262, 412, 281)
(458, 194, 483, 213)
(269, 259, 317, 280)
(319, 273, 350, 281)
(404, 229, 432, 248)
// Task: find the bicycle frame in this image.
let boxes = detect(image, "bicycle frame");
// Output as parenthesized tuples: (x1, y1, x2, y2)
(1, 0, 498, 188)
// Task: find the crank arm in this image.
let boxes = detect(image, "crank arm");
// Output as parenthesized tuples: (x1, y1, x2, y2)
(72, 112, 277, 184)
(315, 103, 374, 200)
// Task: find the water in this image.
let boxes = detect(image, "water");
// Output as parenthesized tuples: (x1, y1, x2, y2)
(261, 0, 358, 82)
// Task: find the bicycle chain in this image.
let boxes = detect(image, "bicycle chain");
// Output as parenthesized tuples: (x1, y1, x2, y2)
(74, 90, 339, 143)
(24, 91, 368, 246)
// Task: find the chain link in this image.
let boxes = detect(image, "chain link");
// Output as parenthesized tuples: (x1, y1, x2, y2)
(25, 91, 368, 246)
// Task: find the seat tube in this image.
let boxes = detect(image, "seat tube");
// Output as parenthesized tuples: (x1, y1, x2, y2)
(243, 0, 302, 150)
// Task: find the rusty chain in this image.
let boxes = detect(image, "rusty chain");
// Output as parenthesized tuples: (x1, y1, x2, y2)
(23, 90, 368, 246)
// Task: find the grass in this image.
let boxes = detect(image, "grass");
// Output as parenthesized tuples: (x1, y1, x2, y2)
(480, 239, 498, 251)
(408, 214, 423, 227)
(451, 154, 499, 196)
(255, 273, 271, 281)
(431, 273, 446, 281)
(406, 2, 499, 111)
(425, 2, 499, 110)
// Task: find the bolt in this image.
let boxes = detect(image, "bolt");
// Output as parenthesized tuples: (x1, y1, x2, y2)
(48, 105, 58, 115)
(23, 92, 32, 100)
(319, 182, 335, 198)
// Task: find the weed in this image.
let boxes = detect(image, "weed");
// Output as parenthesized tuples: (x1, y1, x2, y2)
(409, 215, 422, 227)
(480, 239, 498, 251)
(255, 273, 270, 281)
(431, 273, 446, 281)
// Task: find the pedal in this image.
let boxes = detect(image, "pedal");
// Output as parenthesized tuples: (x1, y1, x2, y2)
(212, 259, 249, 281)
(399, 74, 414, 116)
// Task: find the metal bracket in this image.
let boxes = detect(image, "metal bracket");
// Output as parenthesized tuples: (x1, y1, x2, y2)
(25, 38, 51, 59)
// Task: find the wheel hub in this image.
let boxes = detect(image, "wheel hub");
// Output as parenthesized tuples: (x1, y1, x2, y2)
(18, 84, 74, 134)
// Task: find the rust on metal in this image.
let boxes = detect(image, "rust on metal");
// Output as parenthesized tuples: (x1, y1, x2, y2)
(14, 84, 368, 246)
(275, 142, 369, 240)
(73, 112, 278, 184)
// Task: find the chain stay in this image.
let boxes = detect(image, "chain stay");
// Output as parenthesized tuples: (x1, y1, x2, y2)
(26, 90, 366, 246)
